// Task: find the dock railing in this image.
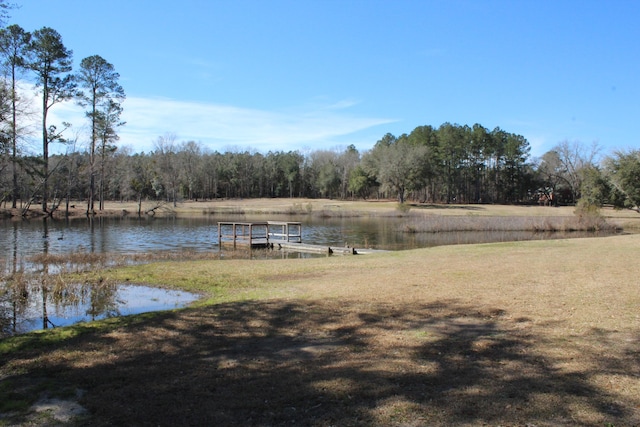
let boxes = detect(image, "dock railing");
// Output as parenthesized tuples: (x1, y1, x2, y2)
(218, 221, 302, 247)
(266, 221, 302, 243)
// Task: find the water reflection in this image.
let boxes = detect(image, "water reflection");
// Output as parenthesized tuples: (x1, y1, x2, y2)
(0, 214, 617, 336)
(0, 278, 198, 337)
(1, 214, 616, 268)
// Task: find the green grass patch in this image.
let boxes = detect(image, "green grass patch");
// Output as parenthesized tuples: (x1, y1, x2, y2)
(0, 311, 162, 356)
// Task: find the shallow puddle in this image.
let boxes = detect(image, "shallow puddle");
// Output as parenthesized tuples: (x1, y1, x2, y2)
(1, 284, 200, 337)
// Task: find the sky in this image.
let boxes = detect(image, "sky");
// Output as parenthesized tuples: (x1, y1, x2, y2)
(9, 0, 640, 158)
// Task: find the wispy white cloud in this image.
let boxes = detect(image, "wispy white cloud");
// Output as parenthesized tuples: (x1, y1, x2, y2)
(324, 98, 361, 110)
(45, 95, 396, 154)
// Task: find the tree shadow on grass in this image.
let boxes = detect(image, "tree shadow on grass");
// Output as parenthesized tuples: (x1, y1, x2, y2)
(2, 299, 639, 426)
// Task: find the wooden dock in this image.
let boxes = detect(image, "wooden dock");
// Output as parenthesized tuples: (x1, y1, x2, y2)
(217, 221, 386, 255)
(218, 221, 302, 248)
(276, 242, 356, 255)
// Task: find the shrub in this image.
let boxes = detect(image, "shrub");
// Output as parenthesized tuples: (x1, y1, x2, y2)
(396, 203, 411, 214)
(573, 200, 609, 231)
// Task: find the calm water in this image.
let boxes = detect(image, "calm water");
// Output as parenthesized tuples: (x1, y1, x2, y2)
(1, 284, 199, 336)
(0, 214, 611, 336)
(0, 214, 600, 265)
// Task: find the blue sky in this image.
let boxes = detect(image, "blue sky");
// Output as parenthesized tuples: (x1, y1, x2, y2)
(11, 0, 640, 158)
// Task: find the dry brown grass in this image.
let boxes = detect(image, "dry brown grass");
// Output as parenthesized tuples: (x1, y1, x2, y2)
(401, 214, 618, 233)
(1, 232, 640, 426)
(101, 197, 640, 226)
(5, 196, 640, 224)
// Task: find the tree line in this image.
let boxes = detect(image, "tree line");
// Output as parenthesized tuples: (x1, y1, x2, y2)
(1, 7, 639, 215)
(4, 121, 639, 215)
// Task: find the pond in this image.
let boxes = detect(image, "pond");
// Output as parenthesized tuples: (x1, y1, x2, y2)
(0, 214, 616, 336)
(0, 214, 609, 264)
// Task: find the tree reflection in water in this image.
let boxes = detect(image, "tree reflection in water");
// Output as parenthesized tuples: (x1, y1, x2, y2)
(0, 253, 198, 337)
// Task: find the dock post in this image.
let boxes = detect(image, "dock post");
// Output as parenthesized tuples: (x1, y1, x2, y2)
(266, 223, 270, 246)
(232, 223, 237, 248)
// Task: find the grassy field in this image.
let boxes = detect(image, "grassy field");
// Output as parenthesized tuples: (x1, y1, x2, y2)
(1, 199, 640, 425)
(115, 197, 640, 228)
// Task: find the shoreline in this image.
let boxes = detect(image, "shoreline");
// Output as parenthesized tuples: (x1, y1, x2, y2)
(2, 198, 639, 231)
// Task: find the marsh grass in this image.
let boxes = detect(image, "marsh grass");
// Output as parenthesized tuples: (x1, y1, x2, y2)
(401, 213, 618, 233)
(29, 252, 110, 273)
